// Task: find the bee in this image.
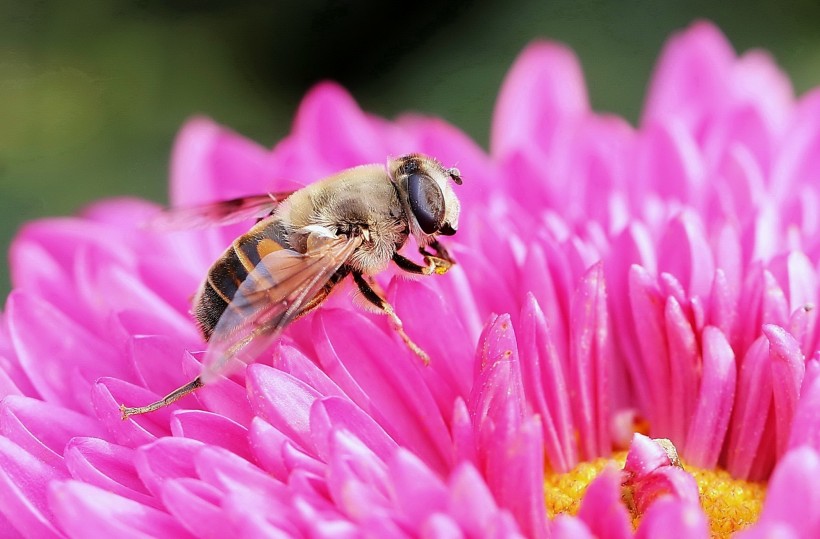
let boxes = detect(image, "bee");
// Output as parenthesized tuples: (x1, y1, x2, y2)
(120, 153, 462, 419)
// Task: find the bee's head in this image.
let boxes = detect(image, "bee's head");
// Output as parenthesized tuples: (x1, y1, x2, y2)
(388, 153, 462, 245)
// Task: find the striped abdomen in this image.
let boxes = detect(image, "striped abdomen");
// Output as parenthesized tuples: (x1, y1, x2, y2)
(194, 219, 289, 339)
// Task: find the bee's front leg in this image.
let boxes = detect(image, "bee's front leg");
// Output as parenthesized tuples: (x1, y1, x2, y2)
(352, 272, 431, 365)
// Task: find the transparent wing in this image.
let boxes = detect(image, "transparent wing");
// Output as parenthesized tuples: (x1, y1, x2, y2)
(200, 231, 361, 382)
(149, 192, 295, 230)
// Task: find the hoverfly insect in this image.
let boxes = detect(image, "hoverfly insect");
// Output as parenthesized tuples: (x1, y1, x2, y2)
(119, 153, 463, 419)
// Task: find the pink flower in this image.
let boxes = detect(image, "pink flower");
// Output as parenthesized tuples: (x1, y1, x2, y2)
(3, 19, 820, 538)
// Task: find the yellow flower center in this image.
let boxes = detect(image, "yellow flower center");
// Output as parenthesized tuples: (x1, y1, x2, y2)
(544, 453, 766, 537)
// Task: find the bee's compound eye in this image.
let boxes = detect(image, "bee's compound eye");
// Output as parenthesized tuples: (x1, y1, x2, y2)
(407, 173, 445, 234)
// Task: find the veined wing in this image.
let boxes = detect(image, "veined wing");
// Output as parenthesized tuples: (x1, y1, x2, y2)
(150, 192, 295, 229)
(200, 229, 361, 382)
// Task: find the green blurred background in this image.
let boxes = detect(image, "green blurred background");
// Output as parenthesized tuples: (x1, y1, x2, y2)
(3, 0, 820, 299)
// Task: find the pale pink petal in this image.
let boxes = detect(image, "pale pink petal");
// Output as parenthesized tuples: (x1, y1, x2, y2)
(492, 41, 588, 157)
(754, 447, 820, 537)
(764, 325, 805, 458)
(387, 448, 448, 526)
(134, 437, 203, 498)
(309, 396, 397, 463)
(788, 359, 820, 451)
(446, 463, 521, 537)
(549, 515, 594, 539)
(664, 296, 699, 444)
(161, 478, 235, 539)
(170, 410, 252, 461)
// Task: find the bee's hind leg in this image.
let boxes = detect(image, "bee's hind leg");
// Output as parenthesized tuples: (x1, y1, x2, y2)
(119, 377, 204, 420)
(352, 272, 431, 365)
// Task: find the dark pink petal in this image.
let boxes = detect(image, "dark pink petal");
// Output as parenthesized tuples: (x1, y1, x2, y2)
(1, 396, 104, 468)
(642, 20, 734, 127)
(764, 325, 805, 458)
(64, 437, 159, 509)
(518, 294, 576, 472)
(755, 447, 820, 537)
(726, 337, 773, 479)
(49, 480, 194, 539)
(313, 309, 451, 473)
(8, 291, 128, 413)
(568, 263, 611, 459)
(577, 467, 632, 539)
(636, 498, 708, 539)
(685, 326, 736, 468)
(0, 437, 68, 539)
(310, 396, 397, 463)
(170, 410, 252, 462)
(161, 478, 235, 539)
(491, 40, 588, 157)
(169, 117, 277, 207)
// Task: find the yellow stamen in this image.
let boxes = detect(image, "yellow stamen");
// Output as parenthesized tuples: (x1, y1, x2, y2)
(544, 452, 766, 538)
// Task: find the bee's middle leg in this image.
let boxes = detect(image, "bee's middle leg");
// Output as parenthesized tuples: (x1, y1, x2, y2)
(352, 272, 430, 365)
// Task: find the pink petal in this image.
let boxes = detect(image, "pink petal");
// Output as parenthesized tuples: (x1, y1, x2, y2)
(642, 21, 734, 127)
(755, 447, 820, 537)
(549, 516, 594, 539)
(446, 463, 517, 537)
(788, 359, 820, 451)
(491, 40, 588, 157)
(309, 396, 397, 464)
(64, 437, 159, 509)
(170, 409, 252, 462)
(0, 437, 67, 539)
(636, 498, 708, 539)
(49, 480, 194, 539)
(169, 117, 277, 207)
(419, 513, 464, 539)
(569, 263, 611, 459)
(134, 437, 203, 498)
(658, 213, 714, 299)
(577, 467, 632, 539)
(387, 448, 447, 526)
(161, 478, 235, 539)
(725, 337, 773, 479)
(1, 395, 104, 468)
(685, 326, 736, 468)
(92, 377, 167, 446)
(764, 325, 805, 458)
(664, 296, 699, 444)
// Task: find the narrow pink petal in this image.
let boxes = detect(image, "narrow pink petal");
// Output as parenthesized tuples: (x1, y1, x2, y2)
(755, 447, 820, 537)
(49, 480, 194, 539)
(169, 117, 276, 207)
(725, 337, 773, 479)
(629, 265, 671, 429)
(170, 410, 252, 462)
(569, 263, 611, 460)
(309, 396, 397, 463)
(194, 446, 284, 497)
(491, 40, 588, 157)
(685, 326, 737, 468)
(764, 325, 805, 458)
(664, 296, 699, 444)
(161, 478, 234, 539)
(637, 123, 705, 203)
(577, 467, 632, 539)
(0, 438, 67, 539)
(248, 417, 303, 480)
(128, 335, 199, 399)
(313, 309, 451, 473)
(274, 343, 347, 399)
(771, 91, 820, 199)
(64, 437, 159, 509)
(520, 245, 568, 363)
(450, 397, 477, 465)
(8, 291, 128, 413)
(245, 364, 319, 454)
(134, 437, 203, 498)
(761, 271, 790, 329)
(636, 498, 709, 539)
(788, 359, 820, 452)
(518, 294, 576, 471)
(642, 20, 734, 127)
(708, 268, 739, 350)
(1, 396, 104, 468)
(624, 433, 673, 475)
(325, 430, 390, 520)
